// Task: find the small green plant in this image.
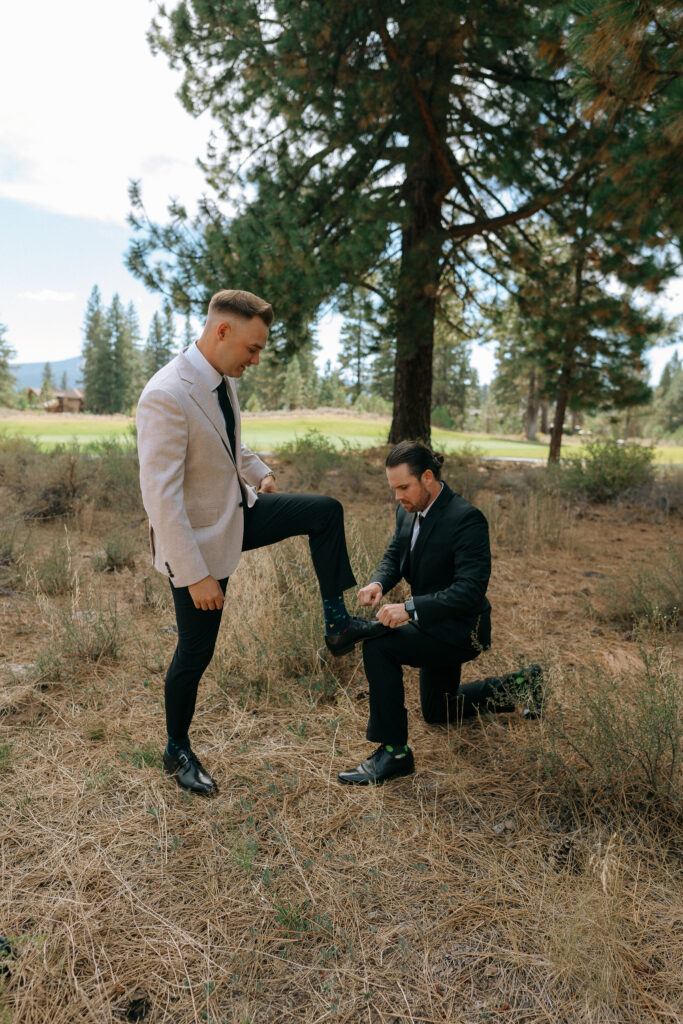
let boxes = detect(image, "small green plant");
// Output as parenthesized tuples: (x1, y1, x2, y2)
(273, 898, 311, 934)
(278, 429, 340, 489)
(559, 439, 656, 502)
(0, 743, 11, 771)
(83, 718, 107, 741)
(119, 743, 162, 770)
(229, 832, 258, 875)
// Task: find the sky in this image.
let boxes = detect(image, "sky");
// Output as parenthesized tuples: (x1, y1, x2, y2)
(0, 0, 679, 385)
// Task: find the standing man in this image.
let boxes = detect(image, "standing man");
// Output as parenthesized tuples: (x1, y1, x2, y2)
(337, 441, 542, 786)
(137, 289, 384, 796)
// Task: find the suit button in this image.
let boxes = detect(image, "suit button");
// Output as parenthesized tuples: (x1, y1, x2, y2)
(238, 501, 243, 507)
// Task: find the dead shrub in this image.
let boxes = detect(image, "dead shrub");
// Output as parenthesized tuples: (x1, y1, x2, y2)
(540, 635, 682, 811)
(92, 533, 137, 573)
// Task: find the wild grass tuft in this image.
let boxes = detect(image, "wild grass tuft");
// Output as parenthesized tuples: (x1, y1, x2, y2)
(541, 636, 682, 810)
(29, 534, 77, 596)
(51, 589, 127, 665)
(593, 547, 681, 632)
(92, 533, 137, 573)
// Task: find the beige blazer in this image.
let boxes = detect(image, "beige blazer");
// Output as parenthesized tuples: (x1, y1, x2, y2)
(136, 351, 271, 587)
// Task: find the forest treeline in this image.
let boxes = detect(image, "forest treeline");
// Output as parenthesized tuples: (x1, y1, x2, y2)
(0, 284, 681, 445)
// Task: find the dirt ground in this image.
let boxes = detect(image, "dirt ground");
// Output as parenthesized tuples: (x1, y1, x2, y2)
(0, 454, 681, 1024)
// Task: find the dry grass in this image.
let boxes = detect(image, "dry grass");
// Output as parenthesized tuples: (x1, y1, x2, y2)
(0, 452, 681, 1024)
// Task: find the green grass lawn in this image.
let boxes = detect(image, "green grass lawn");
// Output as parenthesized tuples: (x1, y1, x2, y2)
(1, 410, 681, 463)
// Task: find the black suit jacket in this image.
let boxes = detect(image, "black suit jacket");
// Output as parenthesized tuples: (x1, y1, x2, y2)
(373, 482, 491, 649)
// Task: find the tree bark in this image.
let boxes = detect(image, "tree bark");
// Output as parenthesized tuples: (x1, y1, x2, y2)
(388, 53, 449, 445)
(540, 401, 549, 434)
(548, 379, 569, 462)
(524, 370, 539, 441)
(388, 157, 444, 444)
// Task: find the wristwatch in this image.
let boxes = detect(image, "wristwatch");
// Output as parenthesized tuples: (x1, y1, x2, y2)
(404, 598, 416, 620)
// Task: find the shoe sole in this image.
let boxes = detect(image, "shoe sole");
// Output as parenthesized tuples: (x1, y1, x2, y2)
(325, 641, 356, 657)
(325, 628, 389, 658)
(338, 767, 415, 786)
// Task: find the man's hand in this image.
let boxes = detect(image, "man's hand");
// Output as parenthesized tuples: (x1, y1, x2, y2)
(188, 575, 224, 611)
(377, 602, 410, 628)
(258, 473, 277, 493)
(358, 582, 383, 609)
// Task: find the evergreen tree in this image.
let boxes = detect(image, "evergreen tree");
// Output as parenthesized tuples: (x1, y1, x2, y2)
(144, 311, 176, 378)
(81, 285, 113, 413)
(128, 1, 597, 443)
(488, 216, 668, 461)
(431, 298, 476, 428)
(162, 301, 177, 353)
(318, 361, 347, 408)
(652, 353, 683, 436)
(337, 286, 382, 402)
(108, 294, 136, 413)
(568, 3, 683, 246)
(126, 301, 146, 397)
(182, 314, 195, 352)
(0, 319, 17, 407)
(40, 362, 55, 400)
(59, 371, 68, 391)
(282, 355, 304, 410)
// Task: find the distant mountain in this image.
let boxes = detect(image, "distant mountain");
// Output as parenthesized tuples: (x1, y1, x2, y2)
(10, 356, 83, 391)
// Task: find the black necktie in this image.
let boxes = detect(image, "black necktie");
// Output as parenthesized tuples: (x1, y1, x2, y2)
(215, 378, 236, 457)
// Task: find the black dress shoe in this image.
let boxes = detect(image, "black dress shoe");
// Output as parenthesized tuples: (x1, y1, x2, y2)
(163, 749, 219, 796)
(324, 617, 390, 657)
(338, 745, 415, 785)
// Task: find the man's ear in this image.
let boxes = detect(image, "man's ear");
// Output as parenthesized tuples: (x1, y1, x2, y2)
(422, 469, 434, 486)
(217, 320, 232, 341)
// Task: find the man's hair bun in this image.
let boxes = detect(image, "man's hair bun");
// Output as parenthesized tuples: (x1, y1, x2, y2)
(385, 440, 445, 481)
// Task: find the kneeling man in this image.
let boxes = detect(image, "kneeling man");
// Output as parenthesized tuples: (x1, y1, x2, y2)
(338, 441, 541, 786)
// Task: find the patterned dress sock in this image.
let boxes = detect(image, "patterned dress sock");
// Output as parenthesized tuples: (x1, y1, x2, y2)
(323, 595, 351, 636)
(166, 734, 190, 758)
(385, 744, 410, 759)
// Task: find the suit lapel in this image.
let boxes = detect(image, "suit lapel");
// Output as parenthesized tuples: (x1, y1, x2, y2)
(399, 513, 415, 577)
(226, 376, 242, 454)
(177, 353, 237, 466)
(409, 485, 453, 572)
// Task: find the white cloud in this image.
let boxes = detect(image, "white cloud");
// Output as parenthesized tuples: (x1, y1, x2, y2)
(20, 290, 77, 303)
(0, 0, 217, 225)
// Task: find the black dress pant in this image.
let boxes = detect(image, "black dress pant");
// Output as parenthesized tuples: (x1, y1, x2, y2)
(164, 493, 356, 740)
(363, 623, 507, 746)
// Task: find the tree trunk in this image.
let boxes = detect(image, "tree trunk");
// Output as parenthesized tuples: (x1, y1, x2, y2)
(540, 401, 549, 434)
(388, 107, 447, 444)
(548, 370, 570, 462)
(524, 370, 539, 441)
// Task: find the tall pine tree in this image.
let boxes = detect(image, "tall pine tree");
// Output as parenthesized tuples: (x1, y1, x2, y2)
(337, 286, 382, 403)
(108, 294, 136, 413)
(145, 310, 176, 377)
(81, 286, 113, 413)
(0, 319, 17, 407)
(128, 1, 593, 443)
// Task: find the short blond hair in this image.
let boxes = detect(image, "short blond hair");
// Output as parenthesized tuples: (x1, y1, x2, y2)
(208, 289, 273, 327)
